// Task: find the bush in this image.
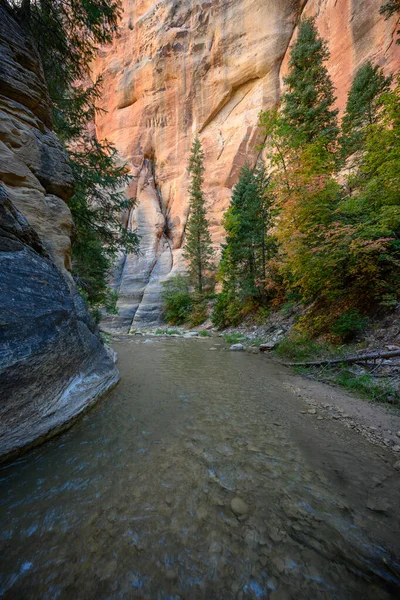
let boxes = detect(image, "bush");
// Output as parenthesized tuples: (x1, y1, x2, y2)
(330, 310, 368, 342)
(161, 275, 192, 325)
(189, 297, 208, 327)
(254, 307, 271, 325)
(334, 370, 398, 404)
(212, 291, 248, 328)
(224, 333, 246, 344)
(276, 333, 337, 361)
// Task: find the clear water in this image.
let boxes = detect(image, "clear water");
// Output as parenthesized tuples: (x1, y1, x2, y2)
(0, 336, 399, 599)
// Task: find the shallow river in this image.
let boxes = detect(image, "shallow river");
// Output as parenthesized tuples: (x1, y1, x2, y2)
(1, 336, 400, 599)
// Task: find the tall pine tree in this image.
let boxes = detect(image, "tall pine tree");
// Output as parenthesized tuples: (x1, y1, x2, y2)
(183, 136, 214, 295)
(282, 17, 339, 152)
(213, 165, 275, 327)
(341, 62, 392, 160)
(258, 18, 341, 307)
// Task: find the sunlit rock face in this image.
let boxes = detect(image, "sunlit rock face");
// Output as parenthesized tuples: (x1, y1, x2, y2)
(93, 0, 400, 331)
(0, 6, 119, 463)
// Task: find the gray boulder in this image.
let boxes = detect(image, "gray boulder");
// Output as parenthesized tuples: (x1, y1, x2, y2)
(0, 190, 119, 463)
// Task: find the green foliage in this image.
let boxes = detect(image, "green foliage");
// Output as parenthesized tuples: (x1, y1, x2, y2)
(335, 79, 400, 308)
(341, 62, 392, 160)
(183, 136, 214, 295)
(330, 310, 368, 342)
(257, 16, 399, 335)
(223, 333, 246, 344)
(161, 275, 209, 328)
(214, 164, 276, 327)
(69, 136, 139, 307)
(275, 333, 339, 361)
(189, 296, 208, 327)
(8, 0, 139, 314)
(212, 291, 240, 328)
(199, 330, 211, 337)
(254, 307, 271, 325)
(281, 18, 339, 150)
(161, 275, 193, 325)
(332, 370, 399, 404)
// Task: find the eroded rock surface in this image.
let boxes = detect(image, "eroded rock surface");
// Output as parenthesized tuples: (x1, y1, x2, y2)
(93, 0, 400, 331)
(0, 6, 119, 462)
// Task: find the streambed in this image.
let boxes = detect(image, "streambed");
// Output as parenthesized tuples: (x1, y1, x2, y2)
(0, 336, 399, 599)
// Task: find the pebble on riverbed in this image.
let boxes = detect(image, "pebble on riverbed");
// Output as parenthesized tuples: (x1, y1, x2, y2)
(230, 497, 249, 517)
(230, 344, 245, 351)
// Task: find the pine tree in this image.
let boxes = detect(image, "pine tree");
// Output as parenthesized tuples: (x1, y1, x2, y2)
(213, 165, 275, 327)
(183, 136, 214, 295)
(341, 62, 392, 160)
(221, 164, 274, 297)
(282, 17, 339, 151)
(7, 0, 139, 317)
(258, 18, 341, 309)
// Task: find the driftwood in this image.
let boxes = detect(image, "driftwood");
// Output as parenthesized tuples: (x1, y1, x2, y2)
(284, 349, 400, 368)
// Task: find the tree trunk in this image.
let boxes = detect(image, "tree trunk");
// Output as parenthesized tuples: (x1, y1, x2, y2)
(283, 349, 400, 368)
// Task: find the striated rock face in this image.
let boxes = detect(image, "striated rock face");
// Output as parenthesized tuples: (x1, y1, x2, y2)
(0, 6, 119, 462)
(94, 0, 400, 331)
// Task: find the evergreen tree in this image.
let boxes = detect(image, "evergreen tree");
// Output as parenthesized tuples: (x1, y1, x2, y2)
(281, 17, 339, 151)
(257, 18, 340, 309)
(341, 62, 392, 160)
(7, 0, 139, 317)
(213, 165, 275, 327)
(183, 136, 214, 295)
(221, 164, 274, 297)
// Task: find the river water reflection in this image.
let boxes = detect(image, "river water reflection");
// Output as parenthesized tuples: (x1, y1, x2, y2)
(0, 336, 399, 599)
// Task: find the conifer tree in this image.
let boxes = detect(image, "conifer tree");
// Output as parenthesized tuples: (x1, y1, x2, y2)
(183, 136, 214, 295)
(282, 18, 339, 152)
(341, 62, 392, 160)
(258, 18, 341, 307)
(213, 164, 275, 327)
(7, 0, 139, 317)
(221, 164, 274, 297)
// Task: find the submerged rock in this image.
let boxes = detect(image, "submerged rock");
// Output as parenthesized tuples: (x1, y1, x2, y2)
(230, 344, 244, 351)
(230, 497, 249, 516)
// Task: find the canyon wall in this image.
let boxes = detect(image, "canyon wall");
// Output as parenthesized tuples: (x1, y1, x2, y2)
(0, 6, 119, 463)
(93, 0, 400, 331)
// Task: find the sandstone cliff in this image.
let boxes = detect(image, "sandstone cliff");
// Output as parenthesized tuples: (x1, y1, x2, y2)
(93, 0, 400, 332)
(0, 6, 119, 463)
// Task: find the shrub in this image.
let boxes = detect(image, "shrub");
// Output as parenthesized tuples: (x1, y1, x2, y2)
(161, 275, 192, 325)
(334, 370, 398, 404)
(254, 307, 271, 325)
(223, 333, 246, 344)
(189, 297, 208, 327)
(330, 310, 368, 342)
(276, 333, 336, 361)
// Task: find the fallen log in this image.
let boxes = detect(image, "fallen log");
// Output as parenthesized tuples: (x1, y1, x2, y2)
(284, 349, 400, 368)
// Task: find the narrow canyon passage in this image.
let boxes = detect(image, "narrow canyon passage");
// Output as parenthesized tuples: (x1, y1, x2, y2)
(1, 337, 400, 599)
